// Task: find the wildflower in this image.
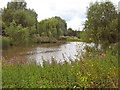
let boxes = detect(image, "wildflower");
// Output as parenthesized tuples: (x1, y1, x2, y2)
(100, 52, 104, 57)
(91, 82, 94, 85)
(77, 73, 78, 75)
(81, 76, 85, 82)
(87, 72, 91, 76)
(26, 61, 28, 65)
(116, 42, 118, 46)
(19, 56, 23, 64)
(101, 53, 103, 56)
(109, 46, 111, 49)
(69, 61, 71, 65)
(13, 56, 16, 59)
(11, 58, 15, 64)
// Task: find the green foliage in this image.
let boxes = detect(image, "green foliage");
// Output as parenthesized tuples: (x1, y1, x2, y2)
(48, 31, 53, 38)
(67, 28, 76, 36)
(4, 20, 30, 45)
(2, 1, 27, 27)
(7, 1, 27, 10)
(31, 34, 57, 43)
(37, 16, 67, 39)
(52, 28, 57, 38)
(84, 1, 118, 46)
(29, 25, 36, 35)
(41, 32, 47, 37)
(2, 1, 37, 35)
(1, 37, 10, 49)
(2, 8, 14, 27)
(66, 37, 82, 42)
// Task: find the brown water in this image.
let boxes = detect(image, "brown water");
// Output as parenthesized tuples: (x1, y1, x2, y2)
(2, 42, 95, 64)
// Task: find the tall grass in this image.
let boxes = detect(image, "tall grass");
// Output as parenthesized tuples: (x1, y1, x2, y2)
(2, 43, 119, 88)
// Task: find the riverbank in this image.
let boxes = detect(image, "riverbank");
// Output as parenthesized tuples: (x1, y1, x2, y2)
(2, 43, 118, 88)
(1, 35, 86, 50)
(1, 36, 67, 50)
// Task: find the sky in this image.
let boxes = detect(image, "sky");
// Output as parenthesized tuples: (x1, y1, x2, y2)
(0, 0, 119, 30)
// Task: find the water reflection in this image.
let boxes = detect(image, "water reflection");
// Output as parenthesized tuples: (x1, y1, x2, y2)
(2, 42, 97, 64)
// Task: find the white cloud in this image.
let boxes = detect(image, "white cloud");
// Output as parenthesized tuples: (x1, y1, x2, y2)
(67, 17, 87, 30)
(0, 0, 119, 30)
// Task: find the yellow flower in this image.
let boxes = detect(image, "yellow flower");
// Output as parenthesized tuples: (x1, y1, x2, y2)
(77, 73, 78, 75)
(92, 64, 93, 66)
(87, 72, 91, 76)
(91, 82, 94, 85)
(81, 77, 85, 81)
(109, 46, 111, 48)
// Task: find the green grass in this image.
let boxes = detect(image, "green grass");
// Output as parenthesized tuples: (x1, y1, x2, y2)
(66, 37, 83, 42)
(2, 44, 119, 88)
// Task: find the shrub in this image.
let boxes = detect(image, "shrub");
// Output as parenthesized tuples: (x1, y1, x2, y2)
(4, 20, 30, 45)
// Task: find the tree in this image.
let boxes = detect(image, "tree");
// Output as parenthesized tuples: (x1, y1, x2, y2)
(67, 28, 76, 36)
(2, 1, 27, 27)
(37, 16, 67, 39)
(2, 1, 38, 35)
(7, 1, 27, 10)
(55, 16, 67, 35)
(84, 1, 117, 45)
(4, 20, 29, 45)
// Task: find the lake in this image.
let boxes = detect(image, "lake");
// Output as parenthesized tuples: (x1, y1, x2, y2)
(2, 42, 96, 65)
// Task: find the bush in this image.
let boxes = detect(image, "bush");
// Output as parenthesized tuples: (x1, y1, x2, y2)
(4, 20, 30, 45)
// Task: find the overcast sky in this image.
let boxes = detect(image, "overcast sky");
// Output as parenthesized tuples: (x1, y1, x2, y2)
(0, 0, 119, 30)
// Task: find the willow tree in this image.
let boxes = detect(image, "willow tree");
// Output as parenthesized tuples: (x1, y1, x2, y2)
(37, 16, 67, 39)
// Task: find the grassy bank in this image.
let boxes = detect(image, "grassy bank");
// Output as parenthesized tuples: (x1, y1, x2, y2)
(65, 37, 82, 42)
(2, 43, 118, 88)
(65, 36, 92, 42)
(1, 35, 66, 49)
